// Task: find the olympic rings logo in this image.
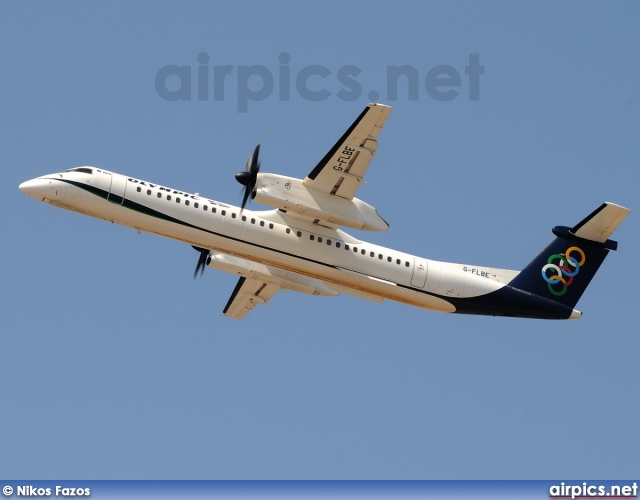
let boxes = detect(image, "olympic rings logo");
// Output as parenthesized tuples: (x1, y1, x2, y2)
(541, 246, 586, 296)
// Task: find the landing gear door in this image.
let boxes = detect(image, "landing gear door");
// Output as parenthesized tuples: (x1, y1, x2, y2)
(108, 173, 127, 205)
(411, 258, 428, 288)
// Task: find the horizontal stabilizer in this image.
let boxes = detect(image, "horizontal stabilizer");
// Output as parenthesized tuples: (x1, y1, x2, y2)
(571, 202, 631, 243)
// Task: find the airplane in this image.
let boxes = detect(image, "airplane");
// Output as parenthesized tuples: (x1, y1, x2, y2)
(19, 103, 630, 320)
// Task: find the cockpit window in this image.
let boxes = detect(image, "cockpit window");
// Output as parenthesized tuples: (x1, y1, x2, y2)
(65, 167, 93, 174)
(67, 167, 93, 174)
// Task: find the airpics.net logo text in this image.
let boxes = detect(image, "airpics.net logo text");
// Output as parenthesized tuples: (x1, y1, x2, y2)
(155, 52, 484, 112)
(549, 482, 638, 499)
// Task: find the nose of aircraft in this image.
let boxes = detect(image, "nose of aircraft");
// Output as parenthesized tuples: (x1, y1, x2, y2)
(19, 177, 57, 199)
(19, 178, 38, 195)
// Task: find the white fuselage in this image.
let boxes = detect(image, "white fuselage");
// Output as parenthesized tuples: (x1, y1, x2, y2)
(19, 168, 519, 314)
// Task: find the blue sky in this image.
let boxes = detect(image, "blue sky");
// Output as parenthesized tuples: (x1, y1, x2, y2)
(1, 1, 638, 479)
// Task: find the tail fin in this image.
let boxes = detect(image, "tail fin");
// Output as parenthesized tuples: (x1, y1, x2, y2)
(508, 202, 630, 309)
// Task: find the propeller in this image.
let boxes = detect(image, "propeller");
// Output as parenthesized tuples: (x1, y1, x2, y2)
(192, 246, 209, 280)
(235, 142, 261, 211)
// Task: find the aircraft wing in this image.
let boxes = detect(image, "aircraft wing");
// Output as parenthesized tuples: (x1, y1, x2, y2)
(303, 103, 392, 200)
(223, 276, 281, 320)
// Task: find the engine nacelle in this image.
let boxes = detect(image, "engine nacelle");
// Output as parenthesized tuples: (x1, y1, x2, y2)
(252, 173, 389, 232)
(206, 252, 339, 296)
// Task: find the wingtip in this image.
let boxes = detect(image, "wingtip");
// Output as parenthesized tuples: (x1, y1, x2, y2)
(603, 201, 631, 214)
(368, 102, 392, 109)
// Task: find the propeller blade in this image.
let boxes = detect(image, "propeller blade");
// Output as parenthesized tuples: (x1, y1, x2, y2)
(249, 143, 261, 173)
(235, 142, 261, 212)
(192, 246, 208, 280)
(240, 183, 251, 211)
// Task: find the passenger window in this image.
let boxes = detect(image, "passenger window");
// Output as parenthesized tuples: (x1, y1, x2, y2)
(378, 254, 383, 259)
(242, 215, 247, 222)
(361, 249, 365, 255)
(370, 251, 375, 257)
(387, 256, 392, 262)
(405, 261, 410, 267)
(176, 198, 180, 203)
(136, 186, 141, 192)
(260, 221, 264, 227)
(251, 218, 255, 224)
(167, 195, 172, 201)
(353, 247, 358, 252)
(327, 239, 331, 245)
(286, 228, 291, 234)
(194, 202, 199, 208)
(203, 205, 208, 211)
(396, 259, 401, 265)
(336, 242, 341, 248)
(310, 235, 315, 241)
(231, 213, 236, 218)
(318, 237, 322, 243)
(157, 193, 162, 198)
(221, 210, 226, 216)
(185, 200, 190, 206)
(269, 223, 274, 229)
(212, 207, 216, 213)
(147, 189, 151, 195)
(296, 231, 302, 237)
(345, 245, 349, 250)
